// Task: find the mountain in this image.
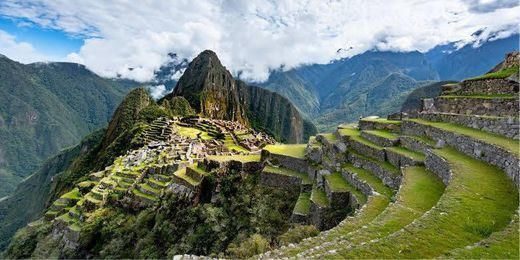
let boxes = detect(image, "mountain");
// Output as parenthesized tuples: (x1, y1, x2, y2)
(400, 81, 456, 113)
(426, 34, 519, 80)
(0, 56, 138, 198)
(166, 50, 316, 143)
(259, 35, 519, 130)
(261, 51, 438, 130)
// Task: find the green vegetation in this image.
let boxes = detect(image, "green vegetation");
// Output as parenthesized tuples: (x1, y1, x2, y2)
(176, 126, 213, 140)
(264, 144, 306, 159)
(310, 186, 329, 207)
(277, 225, 319, 246)
(263, 165, 311, 184)
(207, 154, 261, 163)
(439, 94, 517, 99)
(226, 234, 271, 258)
(324, 172, 366, 204)
(467, 65, 519, 81)
(174, 168, 201, 186)
(319, 133, 338, 142)
(385, 146, 426, 161)
(223, 135, 248, 153)
(408, 119, 519, 156)
(293, 192, 311, 215)
(360, 117, 401, 124)
(342, 164, 393, 198)
(363, 130, 399, 140)
(331, 147, 518, 258)
(348, 149, 400, 177)
(60, 188, 81, 200)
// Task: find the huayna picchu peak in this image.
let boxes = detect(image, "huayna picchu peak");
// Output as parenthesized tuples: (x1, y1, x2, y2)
(2, 50, 518, 259)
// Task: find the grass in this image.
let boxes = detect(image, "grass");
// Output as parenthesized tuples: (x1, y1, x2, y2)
(311, 186, 329, 207)
(385, 146, 426, 162)
(223, 135, 248, 153)
(293, 192, 311, 215)
(363, 130, 399, 140)
(60, 188, 82, 200)
(305, 166, 445, 257)
(439, 94, 517, 99)
(264, 144, 306, 159)
(176, 125, 213, 140)
(329, 147, 518, 258)
(324, 172, 367, 204)
(319, 133, 338, 142)
(360, 117, 402, 124)
(408, 118, 519, 156)
(174, 168, 201, 186)
(338, 127, 385, 151)
(207, 154, 261, 162)
(467, 65, 519, 81)
(189, 164, 210, 177)
(348, 149, 400, 177)
(263, 165, 311, 184)
(132, 188, 158, 201)
(444, 214, 519, 259)
(342, 164, 394, 198)
(404, 135, 436, 146)
(276, 195, 391, 257)
(337, 127, 361, 138)
(140, 183, 160, 195)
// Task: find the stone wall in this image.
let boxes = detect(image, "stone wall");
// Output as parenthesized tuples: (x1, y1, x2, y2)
(347, 139, 386, 162)
(359, 120, 400, 132)
(434, 96, 518, 117)
(259, 171, 302, 189)
(361, 131, 399, 147)
(385, 149, 422, 168)
(347, 152, 401, 189)
(402, 120, 520, 185)
(399, 136, 432, 154)
(457, 78, 519, 95)
(340, 170, 373, 196)
(424, 151, 452, 185)
(419, 112, 519, 140)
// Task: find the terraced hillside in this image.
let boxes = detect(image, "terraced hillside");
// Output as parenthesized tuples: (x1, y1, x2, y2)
(4, 55, 519, 259)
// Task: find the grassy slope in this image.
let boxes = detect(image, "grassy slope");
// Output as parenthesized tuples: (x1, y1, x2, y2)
(329, 147, 518, 258)
(264, 144, 306, 159)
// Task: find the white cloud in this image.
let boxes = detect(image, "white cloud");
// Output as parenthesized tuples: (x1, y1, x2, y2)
(0, 0, 518, 82)
(147, 84, 171, 100)
(0, 29, 51, 63)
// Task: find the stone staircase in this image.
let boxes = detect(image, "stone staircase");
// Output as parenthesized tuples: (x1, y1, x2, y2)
(140, 117, 174, 143)
(258, 70, 519, 258)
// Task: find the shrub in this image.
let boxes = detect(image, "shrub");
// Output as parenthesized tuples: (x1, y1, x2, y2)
(226, 234, 271, 258)
(277, 224, 319, 246)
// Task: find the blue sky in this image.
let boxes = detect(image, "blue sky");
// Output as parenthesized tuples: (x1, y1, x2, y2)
(0, 0, 518, 82)
(0, 16, 82, 59)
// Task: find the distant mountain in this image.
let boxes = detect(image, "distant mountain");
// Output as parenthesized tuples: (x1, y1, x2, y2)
(0, 55, 138, 197)
(166, 50, 316, 143)
(426, 34, 519, 80)
(400, 81, 457, 113)
(260, 34, 519, 130)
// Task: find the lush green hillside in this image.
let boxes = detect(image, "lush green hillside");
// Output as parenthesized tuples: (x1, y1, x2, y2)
(0, 55, 137, 197)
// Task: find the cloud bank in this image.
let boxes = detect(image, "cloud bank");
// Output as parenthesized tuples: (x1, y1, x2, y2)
(0, 0, 518, 82)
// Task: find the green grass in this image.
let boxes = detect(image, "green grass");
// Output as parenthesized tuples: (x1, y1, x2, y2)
(328, 147, 518, 258)
(60, 188, 81, 200)
(342, 164, 394, 198)
(305, 166, 445, 257)
(176, 125, 213, 140)
(467, 65, 519, 81)
(263, 165, 311, 184)
(324, 172, 367, 204)
(363, 130, 399, 140)
(444, 214, 519, 259)
(311, 186, 329, 207)
(174, 168, 201, 186)
(132, 188, 158, 201)
(404, 135, 436, 146)
(189, 164, 210, 177)
(319, 133, 338, 142)
(385, 146, 426, 162)
(140, 183, 160, 195)
(348, 149, 400, 177)
(337, 127, 361, 138)
(223, 135, 248, 153)
(337, 127, 384, 151)
(409, 118, 519, 156)
(264, 144, 306, 159)
(207, 154, 261, 162)
(275, 195, 391, 257)
(360, 117, 402, 124)
(293, 192, 311, 215)
(439, 94, 517, 99)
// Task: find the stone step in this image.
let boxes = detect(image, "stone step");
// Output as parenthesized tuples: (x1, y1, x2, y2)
(452, 78, 519, 95)
(185, 166, 207, 183)
(399, 135, 435, 154)
(324, 146, 518, 258)
(260, 165, 311, 190)
(434, 94, 519, 117)
(347, 150, 401, 190)
(131, 188, 159, 203)
(418, 112, 519, 140)
(323, 172, 366, 209)
(291, 192, 311, 224)
(136, 183, 161, 197)
(173, 168, 201, 189)
(360, 130, 400, 147)
(303, 166, 445, 258)
(341, 164, 394, 198)
(385, 146, 425, 168)
(153, 174, 172, 182)
(402, 118, 520, 185)
(146, 178, 167, 189)
(358, 118, 401, 132)
(338, 128, 386, 162)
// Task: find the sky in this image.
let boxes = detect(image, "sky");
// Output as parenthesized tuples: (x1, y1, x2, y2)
(0, 0, 518, 82)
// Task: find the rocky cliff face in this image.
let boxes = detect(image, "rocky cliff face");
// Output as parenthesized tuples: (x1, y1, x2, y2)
(168, 50, 316, 143)
(171, 50, 248, 124)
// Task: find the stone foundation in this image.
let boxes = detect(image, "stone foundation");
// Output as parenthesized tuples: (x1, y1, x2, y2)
(260, 171, 302, 189)
(359, 120, 400, 132)
(361, 131, 399, 147)
(347, 152, 401, 189)
(347, 139, 386, 162)
(435, 96, 519, 117)
(456, 78, 519, 95)
(424, 151, 452, 185)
